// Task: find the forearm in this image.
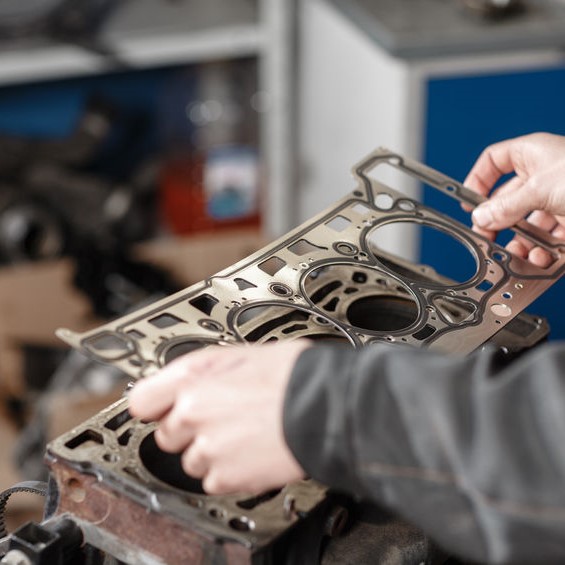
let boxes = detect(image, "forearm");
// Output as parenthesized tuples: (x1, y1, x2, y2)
(284, 342, 565, 563)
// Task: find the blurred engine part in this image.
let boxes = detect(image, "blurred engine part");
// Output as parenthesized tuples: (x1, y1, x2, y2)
(460, 0, 526, 19)
(0, 96, 151, 263)
(0, 95, 177, 318)
(0, 0, 129, 61)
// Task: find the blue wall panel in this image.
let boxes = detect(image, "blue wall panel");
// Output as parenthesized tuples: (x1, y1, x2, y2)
(424, 65, 565, 339)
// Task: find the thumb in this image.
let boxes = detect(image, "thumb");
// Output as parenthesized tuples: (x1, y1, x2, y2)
(472, 183, 537, 231)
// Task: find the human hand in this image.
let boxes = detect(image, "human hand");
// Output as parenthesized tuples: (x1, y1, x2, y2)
(464, 132, 565, 267)
(128, 340, 312, 495)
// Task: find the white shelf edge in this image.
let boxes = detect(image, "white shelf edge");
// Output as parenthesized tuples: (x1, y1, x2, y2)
(118, 25, 265, 68)
(0, 24, 265, 86)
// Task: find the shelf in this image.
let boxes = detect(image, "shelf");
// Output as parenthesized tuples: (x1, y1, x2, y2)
(0, 0, 296, 238)
(0, 0, 264, 85)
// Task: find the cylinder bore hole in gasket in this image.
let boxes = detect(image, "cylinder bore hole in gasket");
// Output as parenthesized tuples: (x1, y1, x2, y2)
(139, 432, 205, 494)
(304, 264, 419, 333)
(347, 295, 418, 332)
(367, 221, 478, 285)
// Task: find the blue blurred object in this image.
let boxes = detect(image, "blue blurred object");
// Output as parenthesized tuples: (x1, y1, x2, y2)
(0, 65, 194, 138)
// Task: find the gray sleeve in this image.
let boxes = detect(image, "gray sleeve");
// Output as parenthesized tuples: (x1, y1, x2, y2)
(283, 342, 565, 563)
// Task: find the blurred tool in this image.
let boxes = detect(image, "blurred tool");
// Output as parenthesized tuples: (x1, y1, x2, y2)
(0, 96, 178, 317)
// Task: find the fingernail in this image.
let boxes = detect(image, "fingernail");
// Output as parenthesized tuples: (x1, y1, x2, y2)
(472, 205, 493, 228)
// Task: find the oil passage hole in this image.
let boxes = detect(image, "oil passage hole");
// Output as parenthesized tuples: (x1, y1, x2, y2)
(398, 200, 416, 212)
(190, 294, 219, 316)
(185, 496, 202, 508)
(105, 409, 132, 431)
(65, 429, 103, 450)
(149, 313, 185, 329)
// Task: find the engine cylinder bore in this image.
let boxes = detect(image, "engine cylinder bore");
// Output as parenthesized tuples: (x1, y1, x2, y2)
(304, 263, 420, 333)
(139, 432, 205, 494)
(346, 295, 419, 332)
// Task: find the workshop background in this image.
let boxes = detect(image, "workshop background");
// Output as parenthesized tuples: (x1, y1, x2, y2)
(1, 0, 565, 541)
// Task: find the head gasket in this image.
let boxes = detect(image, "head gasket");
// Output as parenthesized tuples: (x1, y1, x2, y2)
(56, 147, 564, 369)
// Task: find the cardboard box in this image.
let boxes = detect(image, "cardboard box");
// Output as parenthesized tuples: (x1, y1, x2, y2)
(0, 229, 264, 398)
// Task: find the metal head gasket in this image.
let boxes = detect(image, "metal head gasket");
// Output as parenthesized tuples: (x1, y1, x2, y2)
(56, 147, 564, 370)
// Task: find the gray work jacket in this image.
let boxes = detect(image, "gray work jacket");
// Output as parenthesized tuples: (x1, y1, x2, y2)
(284, 343, 565, 564)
